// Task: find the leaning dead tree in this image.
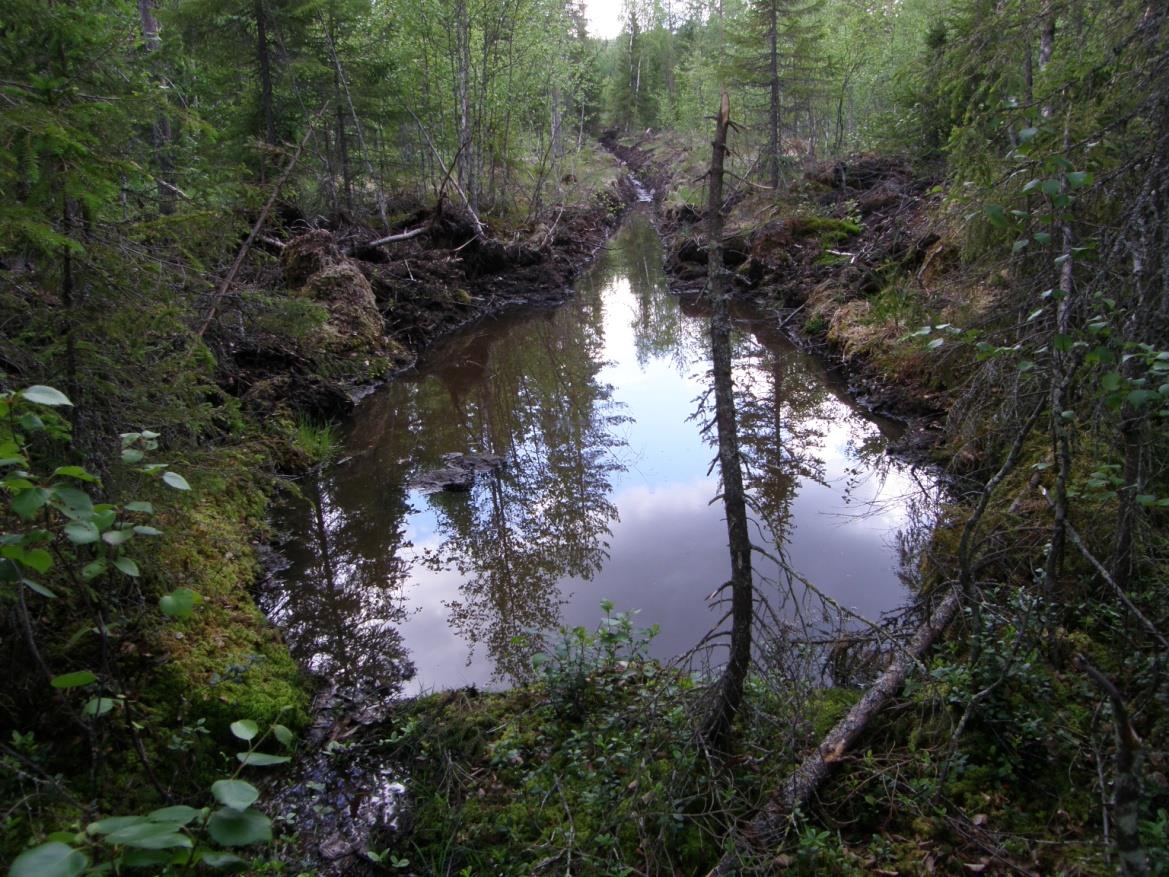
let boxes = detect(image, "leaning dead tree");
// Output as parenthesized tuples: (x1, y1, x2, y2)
(701, 90, 754, 752)
(707, 587, 962, 874)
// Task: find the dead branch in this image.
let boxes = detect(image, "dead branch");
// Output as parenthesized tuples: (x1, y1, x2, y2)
(706, 586, 962, 875)
(1075, 654, 1148, 877)
(364, 226, 428, 248)
(405, 107, 486, 241)
(197, 105, 326, 340)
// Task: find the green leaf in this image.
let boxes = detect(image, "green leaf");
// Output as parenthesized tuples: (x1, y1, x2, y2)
(89, 815, 147, 835)
(114, 557, 140, 577)
(230, 719, 259, 742)
(101, 528, 133, 546)
(133, 525, 163, 537)
(147, 805, 202, 826)
(52, 670, 97, 689)
(1067, 171, 1093, 188)
(1127, 389, 1160, 408)
(21, 386, 73, 407)
(121, 448, 145, 464)
(18, 413, 44, 432)
(211, 779, 260, 810)
(1021, 178, 1041, 193)
(927, 337, 945, 350)
(53, 466, 99, 483)
(18, 548, 52, 574)
(1019, 127, 1039, 142)
(984, 204, 1008, 228)
(272, 724, 294, 748)
(52, 487, 94, 515)
(1033, 231, 1052, 245)
(23, 578, 58, 598)
(207, 807, 272, 847)
(1012, 238, 1029, 253)
(9, 841, 87, 877)
(64, 521, 100, 545)
(11, 488, 49, 520)
(82, 559, 108, 581)
(83, 696, 117, 718)
(201, 851, 247, 869)
(0, 557, 18, 584)
(1100, 372, 1123, 392)
(121, 849, 180, 868)
(124, 501, 154, 514)
(103, 820, 192, 850)
(1041, 179, 1061, 196)
(162, 471, 191, 491)
(235, 751, 290, 767)
(159, 587, 200, 619)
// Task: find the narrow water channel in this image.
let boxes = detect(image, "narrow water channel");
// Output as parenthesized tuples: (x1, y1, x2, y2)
(263, 212, 932, 697)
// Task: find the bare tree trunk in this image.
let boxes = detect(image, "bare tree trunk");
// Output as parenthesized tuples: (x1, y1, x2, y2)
(138, 0, 174, 214)
(255, 0, 276, 148)
(1039, 0, 1056, 118)
(701, 91, 753, 753)
(334, 62, 353, 216)
(767, 0, 781, 188)
(454, 0, 476, 210)
(322, 21, 388, 227)
(1076, 656, 1149, 877)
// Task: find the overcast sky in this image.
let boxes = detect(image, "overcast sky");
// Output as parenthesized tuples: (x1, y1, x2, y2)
(585, 0, 625, 39)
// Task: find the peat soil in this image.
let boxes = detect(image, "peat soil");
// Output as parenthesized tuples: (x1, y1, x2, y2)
(207, 182, 644, 433)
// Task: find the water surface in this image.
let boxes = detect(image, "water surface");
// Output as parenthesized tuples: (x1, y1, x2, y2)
(264, 212, 930, 695)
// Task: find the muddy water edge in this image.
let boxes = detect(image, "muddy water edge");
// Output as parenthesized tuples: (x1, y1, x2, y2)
(262, 205, 940, 871)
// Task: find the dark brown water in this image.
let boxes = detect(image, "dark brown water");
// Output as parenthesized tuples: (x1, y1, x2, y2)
(263, 212, 932, 697)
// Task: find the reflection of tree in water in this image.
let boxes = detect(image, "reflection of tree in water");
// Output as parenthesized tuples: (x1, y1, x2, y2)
(597, 216, 706, 370)
(734, 336, 834, 542)
(418, 283, 627, 683)
(267, 476, 416, 696)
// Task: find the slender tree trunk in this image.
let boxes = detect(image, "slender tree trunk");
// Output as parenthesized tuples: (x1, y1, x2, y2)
(1039, 0, 1056, 118)
(255, 0, 276, 148)
(767, 0, 781, 188)
(454, 0, 475, 210)
(332, 39, 353, 215)
(701, 91, 753, 752)
(138, 0, 175, 214)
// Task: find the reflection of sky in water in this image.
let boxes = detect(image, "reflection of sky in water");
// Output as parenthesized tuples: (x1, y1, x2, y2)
(390, 275, 919, 690)
(267, 214, 933, 695)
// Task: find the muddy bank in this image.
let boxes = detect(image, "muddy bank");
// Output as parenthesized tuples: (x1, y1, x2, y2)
(207, 189, 631, 430)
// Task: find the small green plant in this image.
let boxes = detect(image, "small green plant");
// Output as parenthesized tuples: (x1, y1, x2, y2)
(292, 415, 339, 462)
(8, 718, 296, 876)
(803, 313, 828, 335)
(2, 386, 293, 875)
(1, 386, 194, 714)
(532, 600, 659, 720)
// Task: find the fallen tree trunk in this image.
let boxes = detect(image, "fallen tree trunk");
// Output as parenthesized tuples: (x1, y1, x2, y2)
(707, 586, 963, 875)
(364, 226, 428, 248)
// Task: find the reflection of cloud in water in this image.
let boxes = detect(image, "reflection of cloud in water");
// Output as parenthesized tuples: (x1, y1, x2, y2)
(266, 212, 937, 695)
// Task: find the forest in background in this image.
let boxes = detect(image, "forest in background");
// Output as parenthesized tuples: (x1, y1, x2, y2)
(3, 0, 1169, 873)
